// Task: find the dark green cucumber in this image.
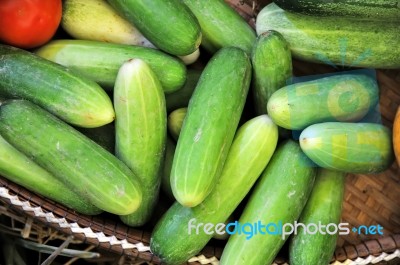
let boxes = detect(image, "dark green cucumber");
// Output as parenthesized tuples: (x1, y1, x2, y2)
(151, 115, 279, 265)
(267, 73, 379, 130)
(182, 0, 256, 54)
(274, 0, 400, 21)
(107, 0, 201, 56)
(220, 140, 317, 265)
(0, 44, 114, 128)
(256, 3, 400, 69)
(300, 122, 394, 173)
(251, 30, 292, 115)
(114, 59, 167, 226)
(0, 135, 101, 215)
(76, 123, 115, 153)
(0, 100, 142, 215)
(35, 39, 186, 93)
(161, 136, 176, 200)
(170, 47, 251, 207)
(289, 168, 345, 265)
(167, 108, 187, 141)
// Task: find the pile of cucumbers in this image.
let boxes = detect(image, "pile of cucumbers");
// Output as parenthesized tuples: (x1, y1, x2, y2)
(0, 0, 399, 264)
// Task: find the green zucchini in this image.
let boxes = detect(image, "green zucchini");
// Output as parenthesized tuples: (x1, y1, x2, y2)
(256, 3, 400, 69)
(0, 100, 142, 215)
(170, 47, 251, 207)
(274, 0, 400, 21)
(300, 122, 394, 173)
(0, 135, 101, 215)
(151, 115, 279, 264)
(267, 73, 379, 130)
(219, 140, 317, 265)
(167, 108, 187, 141)
(160, 136, 176, 200)
(0, 44, 114, 128)
(251, 30, 292, 115)
(35, 40, 186, 93)
(289, 168, 345, 265)
(114, 59, 167, 226)
(107, 0, 201, 56)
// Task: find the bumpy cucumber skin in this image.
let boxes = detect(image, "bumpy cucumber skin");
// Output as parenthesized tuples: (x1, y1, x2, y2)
(300, 122, 394, 173)
(0, 44, 114, 128)
(289, 168, 345, 265)
(151, 115, 279, 265)
(267, 74, 379, 130)
(107, 0, 201, 56)
(0, 100, 142, 215)
(114, 59, 167, 226)
(167, 108, 187, 141)
(220, 140, 317, 265)
(170, 47, 252, 207)
(160, 136, 176, 200)
(251, 30, 292, 115)
(35, 40, 186, 93)
(0, 135, 101, 215)
(256, 3, 400, 69)
(274, 0, 400, 21)
(182, 0, 256, 54)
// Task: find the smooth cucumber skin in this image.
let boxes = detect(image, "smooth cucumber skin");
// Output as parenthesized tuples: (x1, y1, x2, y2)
(114, 59, 167, 226)
(256, 3, 400, 69)
(0, 100, 142, 215)
(170, 47, 252, 207)
(0, 44, 114, 128)
(220, 140, 317, 265)
(251, 30, 292, 115)
(182, 0, 256, 54)
(289, 168, 345, 265)
(0, 135, 101, 215)
(35, 40, 186, 93)
(267, 74, 379, 130)
(274, 0, 400, 21)
(300, 122, 394, 173)
(167, 108, 187, 141)
(107, 0, 201, 56)
(151, 115, 279, 265)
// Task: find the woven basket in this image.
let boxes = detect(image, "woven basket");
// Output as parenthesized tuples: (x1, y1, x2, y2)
(1, 0, 399, 264)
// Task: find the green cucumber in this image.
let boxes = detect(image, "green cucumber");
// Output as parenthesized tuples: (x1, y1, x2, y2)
(300, 122, 394, 173)
(0, 44, 114, 128)
(151, 115, 279, 265)
(107, 0, 201, 56)
(289, 168, 345, 265)
(267, 73, 379, 130)
(35, 39, 186, 93)
(251, 30, 292, 115)
(114, 59, 167, 226)
(161, 136, 176, 200)
(171, 47, 251, 207)
(76, 123, 115, 153)
(274, 0, 400, 21)
(167, 108, 187, 141)
(182, 0, 256, 54)
(0, 135, 101, 215)
(0, 100, 142, 215)
(256, 3, 400, 69)
(220, 140, 317, 265)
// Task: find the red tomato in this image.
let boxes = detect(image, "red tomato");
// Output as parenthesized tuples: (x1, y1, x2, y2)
(0, 0, 62, 49)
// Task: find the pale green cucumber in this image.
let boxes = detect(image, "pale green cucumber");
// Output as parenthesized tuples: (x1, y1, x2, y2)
(167, 108, 187, 141)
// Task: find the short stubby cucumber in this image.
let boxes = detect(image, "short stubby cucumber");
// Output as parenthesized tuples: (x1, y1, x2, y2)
(35, 40, 186, 92)
(114, 59, 167, 226)
(0, 100, 142, 215)
(267, 74, 379, 130)
(300, 122, 394, 173)
(0, 44, 114, 128)
(167, 108, 187, 141)
(151, 115, 279, 265)
(289, 168, 346, 265)
(220, 140, 317, 265)
(170, 47, 252, 207)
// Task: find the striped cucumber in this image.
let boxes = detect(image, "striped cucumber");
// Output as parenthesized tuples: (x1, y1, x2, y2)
(167, 108, 187, 141)
(114, 59, 167, 226)
(35, 40, 186, 92)
(0, 44, 114, 128)
(220, 140, 317, 265)
(289, 168, 346, 265)
(151, 115, 279, 264)
(171, 47, 251, 207)
(0, 100, 142, 215)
